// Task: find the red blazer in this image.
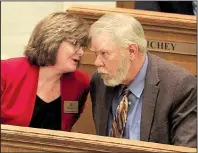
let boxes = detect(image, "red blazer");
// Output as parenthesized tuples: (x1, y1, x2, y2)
(1, 57, 90, 131)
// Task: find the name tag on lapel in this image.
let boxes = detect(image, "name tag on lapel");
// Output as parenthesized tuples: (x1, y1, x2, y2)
(64, 101, 78, 113)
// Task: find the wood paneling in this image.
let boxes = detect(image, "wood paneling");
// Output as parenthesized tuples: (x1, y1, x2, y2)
(2, 124, 196, 152)
(117, 1, 135, 9)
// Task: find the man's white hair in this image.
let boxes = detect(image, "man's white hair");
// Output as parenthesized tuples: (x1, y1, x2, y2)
(89, 13, 147, 54)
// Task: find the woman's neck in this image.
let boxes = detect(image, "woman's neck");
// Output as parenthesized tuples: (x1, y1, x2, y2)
(38, 66, 63, 84)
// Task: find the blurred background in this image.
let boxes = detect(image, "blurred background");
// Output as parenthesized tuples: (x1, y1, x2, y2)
(2, 1, 196, 60)
(1, 1, 116, 59)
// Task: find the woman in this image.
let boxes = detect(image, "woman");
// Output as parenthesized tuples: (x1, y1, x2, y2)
(1, 12, 90, 132)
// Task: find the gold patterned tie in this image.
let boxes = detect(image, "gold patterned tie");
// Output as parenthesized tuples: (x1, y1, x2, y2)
(110, 86, 129, 138)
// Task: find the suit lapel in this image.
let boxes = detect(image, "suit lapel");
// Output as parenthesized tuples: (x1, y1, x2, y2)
(99, 86, 115, 136)
(140, 53, 160, 141)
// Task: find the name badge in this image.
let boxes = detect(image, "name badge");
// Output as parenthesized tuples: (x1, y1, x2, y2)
(64, 101, 78, 113)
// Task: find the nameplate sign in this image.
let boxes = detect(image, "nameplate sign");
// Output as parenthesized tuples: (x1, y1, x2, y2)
(147, 40, 196, 55)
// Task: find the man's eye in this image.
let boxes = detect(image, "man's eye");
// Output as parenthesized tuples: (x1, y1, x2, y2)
(93, 51, 108, 58)
(101, 52, 106, 55)
(101, 52, 108, 58)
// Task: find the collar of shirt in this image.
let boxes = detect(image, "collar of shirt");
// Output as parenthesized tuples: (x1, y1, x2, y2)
(118, 54, 148, 98)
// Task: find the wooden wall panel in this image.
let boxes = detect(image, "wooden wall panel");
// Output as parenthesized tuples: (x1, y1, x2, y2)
(117, 1, 135, 9)
(2, 125, 196, 152)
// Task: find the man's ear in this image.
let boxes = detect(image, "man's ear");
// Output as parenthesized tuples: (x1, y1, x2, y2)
(128, 44, 138, 61)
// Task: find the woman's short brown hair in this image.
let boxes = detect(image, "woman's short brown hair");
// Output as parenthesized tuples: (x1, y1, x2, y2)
(24, 12, 89, 66)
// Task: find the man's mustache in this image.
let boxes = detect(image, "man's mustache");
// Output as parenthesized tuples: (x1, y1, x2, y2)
(97, 68, 108, 74)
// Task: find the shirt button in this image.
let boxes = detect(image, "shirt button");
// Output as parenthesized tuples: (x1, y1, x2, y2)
(128, 101, 131, 105)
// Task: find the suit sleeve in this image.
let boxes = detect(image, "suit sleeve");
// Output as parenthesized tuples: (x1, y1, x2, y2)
(170, 74, 197, 148)
(90, 72, 98, 119)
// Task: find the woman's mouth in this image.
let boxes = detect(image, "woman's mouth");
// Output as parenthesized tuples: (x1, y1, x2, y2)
(72, 58, 80, 64)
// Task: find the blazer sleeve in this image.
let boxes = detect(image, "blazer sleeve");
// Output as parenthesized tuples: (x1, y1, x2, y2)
(73, 74, 90, 124)
(1, 72, 6, 97)
(170, 74, 197, 148)
(1, 60, 7, 97)
(77, 87, 90, 117)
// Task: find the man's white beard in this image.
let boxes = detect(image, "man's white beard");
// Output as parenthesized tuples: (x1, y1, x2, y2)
(98, 56, 130, 87)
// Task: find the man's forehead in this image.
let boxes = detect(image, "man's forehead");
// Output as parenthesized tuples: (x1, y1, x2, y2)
(90, 33, 114, 51)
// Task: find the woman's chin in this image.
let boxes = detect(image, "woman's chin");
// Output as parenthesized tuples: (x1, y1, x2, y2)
(66, 66, 77, 72)
(59, 65, 76, 73)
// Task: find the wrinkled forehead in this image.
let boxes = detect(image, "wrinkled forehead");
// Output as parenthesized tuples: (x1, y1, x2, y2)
(90, 32, 117, 52)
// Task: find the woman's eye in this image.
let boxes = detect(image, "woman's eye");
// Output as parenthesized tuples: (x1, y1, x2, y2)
(82, 45, 87, 49)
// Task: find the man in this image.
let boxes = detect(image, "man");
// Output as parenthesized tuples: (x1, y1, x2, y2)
(89, 13, 196, 148)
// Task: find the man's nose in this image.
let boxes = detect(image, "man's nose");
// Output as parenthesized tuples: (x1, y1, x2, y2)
(77, 47, 84, 56)
(94, 56, 104, 67)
